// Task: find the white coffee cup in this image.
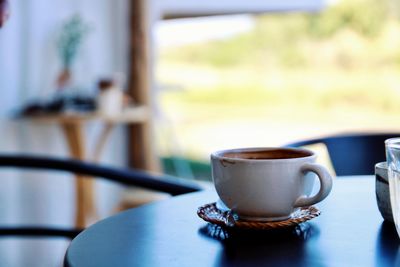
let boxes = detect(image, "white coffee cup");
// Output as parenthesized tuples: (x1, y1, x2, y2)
(211, 147, 333, 221)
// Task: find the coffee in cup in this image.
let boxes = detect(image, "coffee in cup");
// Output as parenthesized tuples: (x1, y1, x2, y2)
(211, 147, 333, 221)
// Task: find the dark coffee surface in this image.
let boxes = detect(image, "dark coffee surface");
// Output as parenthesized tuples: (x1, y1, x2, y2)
(223, 148, 311, 160)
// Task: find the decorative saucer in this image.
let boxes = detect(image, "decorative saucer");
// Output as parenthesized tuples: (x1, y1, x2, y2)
(197, 202, 320, 230)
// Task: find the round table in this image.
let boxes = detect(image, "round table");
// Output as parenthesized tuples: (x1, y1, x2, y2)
(65, 176, 400, 267)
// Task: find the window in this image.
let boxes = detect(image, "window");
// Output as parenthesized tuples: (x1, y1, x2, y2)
(156, 0, 398, 179)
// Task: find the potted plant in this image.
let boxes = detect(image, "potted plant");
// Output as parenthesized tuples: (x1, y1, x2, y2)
(56, 15, 90, 90)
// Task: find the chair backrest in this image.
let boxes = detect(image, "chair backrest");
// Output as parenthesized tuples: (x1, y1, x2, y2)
(0, 154, 203, 238)
(285, 133, 400, 176)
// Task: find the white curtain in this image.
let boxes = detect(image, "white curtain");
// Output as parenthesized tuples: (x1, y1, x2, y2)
(0, 0, 129, 266)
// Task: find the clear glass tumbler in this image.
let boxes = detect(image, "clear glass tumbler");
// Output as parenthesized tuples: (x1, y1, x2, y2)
(385, 138, 400, 237)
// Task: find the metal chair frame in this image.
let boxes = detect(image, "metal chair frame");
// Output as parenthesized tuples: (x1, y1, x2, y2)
(0, 155, 202, 239)
(285, 132, 400, 176)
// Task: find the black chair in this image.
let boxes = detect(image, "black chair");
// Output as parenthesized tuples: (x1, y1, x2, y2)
(284, 133, 400, 176)
(0, 154, 202, 239)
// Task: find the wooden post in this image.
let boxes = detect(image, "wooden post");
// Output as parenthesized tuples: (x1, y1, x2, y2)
(127, 0, 160, 171)
(61, 122, 97, 228)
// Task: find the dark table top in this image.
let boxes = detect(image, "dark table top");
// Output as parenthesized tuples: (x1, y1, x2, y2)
(65, 176, 400, 267)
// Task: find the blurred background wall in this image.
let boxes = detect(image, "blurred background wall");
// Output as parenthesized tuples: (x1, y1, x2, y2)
(0, 2, 129, 264)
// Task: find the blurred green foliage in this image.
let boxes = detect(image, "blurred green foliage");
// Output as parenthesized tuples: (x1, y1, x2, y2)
(307, 0, 388, 38)
(162, 0, 394, 68)
(158, 0, 400, 164)
(57, 15, 90, 68)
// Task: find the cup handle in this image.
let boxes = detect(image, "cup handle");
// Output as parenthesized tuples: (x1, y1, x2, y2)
(294, 163, 333, 207)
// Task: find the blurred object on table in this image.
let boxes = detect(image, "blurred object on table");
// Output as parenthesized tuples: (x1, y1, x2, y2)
(97, 77, 127, 117)
(18, 94, 97, 117)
